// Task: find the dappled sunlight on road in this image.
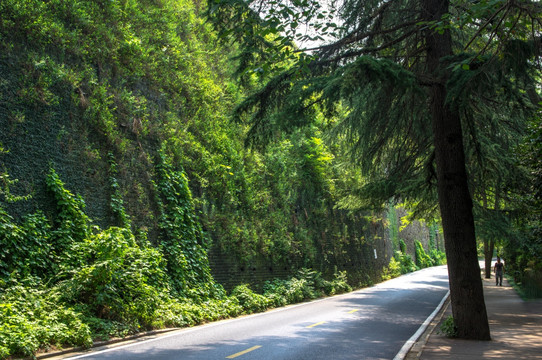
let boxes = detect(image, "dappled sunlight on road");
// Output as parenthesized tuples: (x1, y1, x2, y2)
(63, 267, 450, 360)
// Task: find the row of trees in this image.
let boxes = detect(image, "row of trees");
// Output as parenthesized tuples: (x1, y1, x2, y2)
(207, 0, 541, 339)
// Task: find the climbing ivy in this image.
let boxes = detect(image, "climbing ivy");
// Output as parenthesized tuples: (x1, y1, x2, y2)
(107, 153, 131, 229)
(154, 148, 221, 299)
(45, 168, 91, 256)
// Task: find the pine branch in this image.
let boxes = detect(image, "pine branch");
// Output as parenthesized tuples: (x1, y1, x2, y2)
(464, 2, 508, 51)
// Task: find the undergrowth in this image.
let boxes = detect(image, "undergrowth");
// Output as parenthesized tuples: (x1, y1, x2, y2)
(382, 239, 446, 280)
(0, 168, 355, 359)
(438, 315, 458, 338)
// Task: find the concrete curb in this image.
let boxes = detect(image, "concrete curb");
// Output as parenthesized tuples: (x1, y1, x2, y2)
(394, 290, 451, 360)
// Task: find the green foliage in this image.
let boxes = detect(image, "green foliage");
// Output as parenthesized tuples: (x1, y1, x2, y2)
(430, 249, 447, 266)
(0, 280, 92, 359)
(387, 204, 400, 250)
(503, 114, 542, 299)
(262, 275, 312, 305)
(56, 227, 168, 329)
(0, 208, 53, 280)
(415, 240, 435, 269)
(263, 268, 351, 307)
(382, 257, 402, 280)
(384, 236, 419, 279)
(154, 148, 220, 299)
(0, 170, 32, 204)
(0, 0, 391, 309)
(46, 168, 91, 255)
(399, 239, 407, 254)
(154, 297, 243, 328)
(507, 271, 542, 300)
(393, 249, 418, 275)
(0, 150, 364, 359)
(327, 270, 352, 295)
(231, 284, 271, 314)
(439, 315, 458, 338)
(505, 236, 542, 299)
(107, 153, 131, 229)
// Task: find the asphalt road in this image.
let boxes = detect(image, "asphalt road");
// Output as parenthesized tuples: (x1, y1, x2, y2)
(66, 266, 449, 360)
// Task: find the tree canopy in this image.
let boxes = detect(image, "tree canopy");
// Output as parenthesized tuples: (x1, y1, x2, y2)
(208, 0, 541, 339)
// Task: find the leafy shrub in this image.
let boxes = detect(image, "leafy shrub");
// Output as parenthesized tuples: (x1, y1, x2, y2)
(430, 249, 447, 265)
(394, 250, 418, 274)
(46, 168, 91, 254)
(263, 279, 290, 307)
(153, 298, 206, 328)
(399, 239, 407, 253)
(263, 269, 352, 306)
(263, 275, 310, 305)
(415, 240, 435, 269)
(0, 208, 53, 280)
(285, 277, 312, 303)
(439, 315, 458, 338)
(231, 284, 270, 314)
(79, 316, 135, 342)
(56, 227, 168, 329)
(382, 257, 402, 280)
(201, 298, 244, 321)
(153, 296, 244, 329)
(0, 281, 92, 359)
(295, 268, 321, 298)
(327, 271, 352, 295)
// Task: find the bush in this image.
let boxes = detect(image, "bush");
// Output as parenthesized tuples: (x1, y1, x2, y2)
(394, 250, 418, 274)
(263, 279, 290, 307)
(153, 295, 245, 329)
(0, 280, 92, 359)
(286, 277, 313, 302)
(430, 249, 447, 265)
(439, 315, 458, 338)
(382, 257, 402, 280)
(231, 284, 271, 314)
(0, 208, 53, 280)
(415, 240, 434, 269)
(328, 271, 352, 295)
(56, 227, 169, 329)
(399, 239, 407, 253)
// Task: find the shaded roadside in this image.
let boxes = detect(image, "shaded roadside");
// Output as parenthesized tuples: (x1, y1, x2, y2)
(406, 275, 542, 359)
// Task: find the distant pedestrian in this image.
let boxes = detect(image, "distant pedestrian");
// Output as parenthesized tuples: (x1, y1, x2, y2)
(494, 257, 504, 286)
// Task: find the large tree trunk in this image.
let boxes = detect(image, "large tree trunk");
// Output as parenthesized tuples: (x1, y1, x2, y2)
(423, 0, 491, 340)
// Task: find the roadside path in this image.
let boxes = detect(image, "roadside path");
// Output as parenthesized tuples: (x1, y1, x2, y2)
(407, 275, 542, 359)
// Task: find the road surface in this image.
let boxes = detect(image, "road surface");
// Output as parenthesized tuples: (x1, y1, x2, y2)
(66, 266, 449, 360)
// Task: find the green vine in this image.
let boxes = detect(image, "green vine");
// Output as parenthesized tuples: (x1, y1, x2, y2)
(107, 153, 131, 229)
(45, 168, 91, 255)
(415, 240, 434, 269)
(0, 146, 31, 204)
(154, 148, 219, 298)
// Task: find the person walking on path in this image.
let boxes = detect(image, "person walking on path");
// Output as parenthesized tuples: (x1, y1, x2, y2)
(494, 257, 505, 286)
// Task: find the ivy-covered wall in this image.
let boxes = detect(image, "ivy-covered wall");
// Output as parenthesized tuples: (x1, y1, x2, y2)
(0, 0, 435, 293)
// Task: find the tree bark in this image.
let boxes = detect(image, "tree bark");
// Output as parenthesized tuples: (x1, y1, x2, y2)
(423, 0, 491, 340)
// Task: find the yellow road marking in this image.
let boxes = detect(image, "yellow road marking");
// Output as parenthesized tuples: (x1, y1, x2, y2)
(226, 345, 262, 359)
(307, 321, 326, 328)
(348, 309, 360, 313)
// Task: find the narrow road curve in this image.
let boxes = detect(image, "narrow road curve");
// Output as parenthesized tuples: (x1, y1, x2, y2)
(66, 266, 449, 360)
